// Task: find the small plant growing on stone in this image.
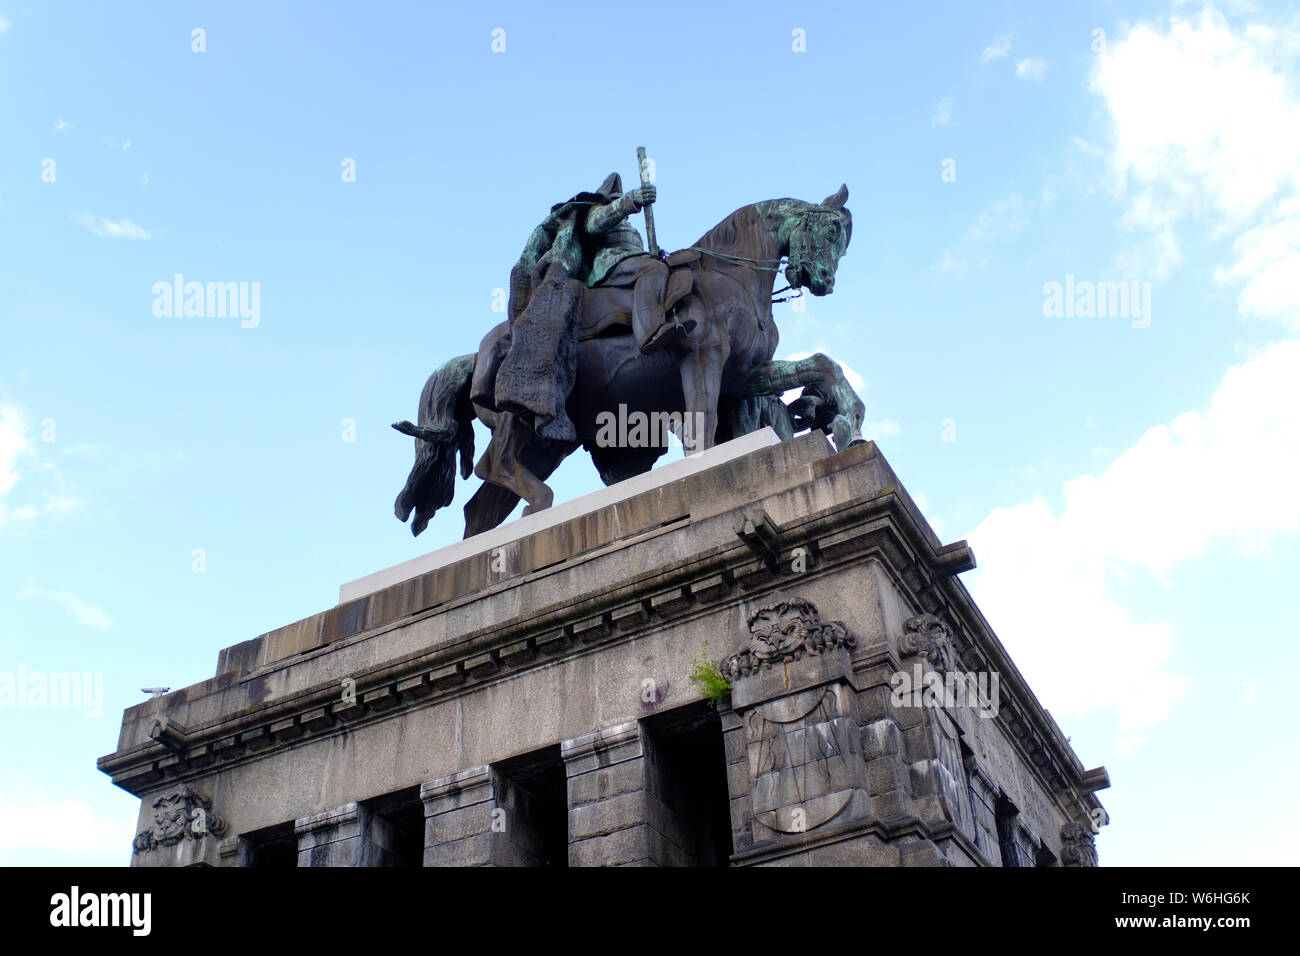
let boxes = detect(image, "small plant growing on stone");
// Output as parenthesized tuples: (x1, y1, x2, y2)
(688, 640, 732, 707)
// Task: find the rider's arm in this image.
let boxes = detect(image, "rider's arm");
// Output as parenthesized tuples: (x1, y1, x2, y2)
(584, 194, 642, 235)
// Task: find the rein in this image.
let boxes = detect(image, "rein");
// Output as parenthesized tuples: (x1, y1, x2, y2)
(686, 247, 804, 305)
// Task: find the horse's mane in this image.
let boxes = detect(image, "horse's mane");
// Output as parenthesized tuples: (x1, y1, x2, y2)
(690, 203, 777, 260)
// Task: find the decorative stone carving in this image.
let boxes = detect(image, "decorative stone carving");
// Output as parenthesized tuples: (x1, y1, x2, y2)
(722, 596, 866, 840)
(899, 612, 957, 672)
(721, 596, 855, 680)
(927, 706, 977, 841)
(1060, 821, 1098, 867)
(744, 684, 862, 834)
(132, 785, 227, 854)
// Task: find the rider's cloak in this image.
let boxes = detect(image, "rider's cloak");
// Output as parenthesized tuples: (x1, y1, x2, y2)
(493, 173, 628, 443)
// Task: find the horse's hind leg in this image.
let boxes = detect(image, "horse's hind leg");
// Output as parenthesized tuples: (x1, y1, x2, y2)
(463, 482, 522, 539)
(464, 417, 575, 537)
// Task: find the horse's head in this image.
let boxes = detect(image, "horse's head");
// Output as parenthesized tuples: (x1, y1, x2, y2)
(785, 184, 852, 296)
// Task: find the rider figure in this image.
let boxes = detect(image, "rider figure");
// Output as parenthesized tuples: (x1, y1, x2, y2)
(579, 174, 686, 354)
(513, 171, 682, 352)
(491, 171, 687, 443)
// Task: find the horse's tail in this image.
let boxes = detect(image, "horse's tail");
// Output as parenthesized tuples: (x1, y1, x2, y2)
(393, 353, 476, 536)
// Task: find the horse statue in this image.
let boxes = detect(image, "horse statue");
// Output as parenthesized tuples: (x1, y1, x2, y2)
(394, 183, 867, 539)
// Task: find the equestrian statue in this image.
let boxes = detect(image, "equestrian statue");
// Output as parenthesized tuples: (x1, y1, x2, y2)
(394, 149, 867, 539)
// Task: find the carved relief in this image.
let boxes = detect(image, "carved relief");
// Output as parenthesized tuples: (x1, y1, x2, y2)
(928, 707, 977, 841)
(1060, 821, 1099, 867)
(721, 596, 855, 680)
(744, 684, 861, 834)
(899, 612, 957, 672)
(132, 785, 227, 854)
(723, 596, 864, 838)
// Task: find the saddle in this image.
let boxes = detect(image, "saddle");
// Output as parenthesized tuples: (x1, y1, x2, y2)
(576, 249, 701, 342)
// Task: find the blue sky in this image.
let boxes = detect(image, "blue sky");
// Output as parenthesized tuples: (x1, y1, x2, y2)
(2, 1, 1298, 865)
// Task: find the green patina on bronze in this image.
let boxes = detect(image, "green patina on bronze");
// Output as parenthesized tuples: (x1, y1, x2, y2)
(394, 156, 866, 539)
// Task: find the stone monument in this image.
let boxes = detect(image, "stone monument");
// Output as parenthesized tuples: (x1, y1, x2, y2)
(100, 430, 1109, 866)
(100, 159, 1108, 865)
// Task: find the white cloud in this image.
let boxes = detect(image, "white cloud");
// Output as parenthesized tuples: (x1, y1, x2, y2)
(74, 211, 150, 240)
(966, 339, 1300, 735)
(18, 576, 113, 630)
(53, 118, 70, 132)
(865, 418, 901, 440)
(1112, 223, 1183, 280)
(1015, 57, 1048, 81)
(0, 17, 11, 34)
(0, 404, 25, 496)
(911, 490, 946, 537)
(934, 250, 969, 278)
(966, 194, 1028, 244)
(0, 402, 82, 530)
(1070, 137, 1105, 159)
(1091, 7, 1300, 326)
(1213, 195, 1300, 327)
(931, 97, 953, 128)
(981, 33, 1013, 62)
(934, 194, 1030, 276)
(0, 790, 135, 862)
(1094, 10, 1300, 224)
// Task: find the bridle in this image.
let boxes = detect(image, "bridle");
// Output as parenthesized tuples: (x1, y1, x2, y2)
(685, 208, 845, 303)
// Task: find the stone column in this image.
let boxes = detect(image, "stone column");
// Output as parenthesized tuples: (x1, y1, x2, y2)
(295, 802, 405, 866)
(421, 766, 497, 866)
(894, 614, 977, 839)
(562, 721, 687, 866)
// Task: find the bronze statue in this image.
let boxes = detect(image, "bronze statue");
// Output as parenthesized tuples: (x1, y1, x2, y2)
(395, 153, 865, 539)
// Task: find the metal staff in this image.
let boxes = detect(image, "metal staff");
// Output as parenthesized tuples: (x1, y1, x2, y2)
(636, 146, 659, 258)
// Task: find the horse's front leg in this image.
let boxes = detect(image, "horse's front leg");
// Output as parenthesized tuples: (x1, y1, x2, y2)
(678, 341, 727, 455)
(473, 410, 555, 516)
(744, 354, 865, 451)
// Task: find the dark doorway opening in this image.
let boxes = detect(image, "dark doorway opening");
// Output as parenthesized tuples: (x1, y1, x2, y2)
(242, 820, 297, 867)
(492, 745, 569, 867)
(642, 701, 734, 866)
(364, 785, 425, 867)
(995, 795, 1023, 868)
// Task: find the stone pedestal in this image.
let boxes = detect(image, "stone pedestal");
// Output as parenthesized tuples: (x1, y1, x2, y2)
(100, 429, 1109, 866)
